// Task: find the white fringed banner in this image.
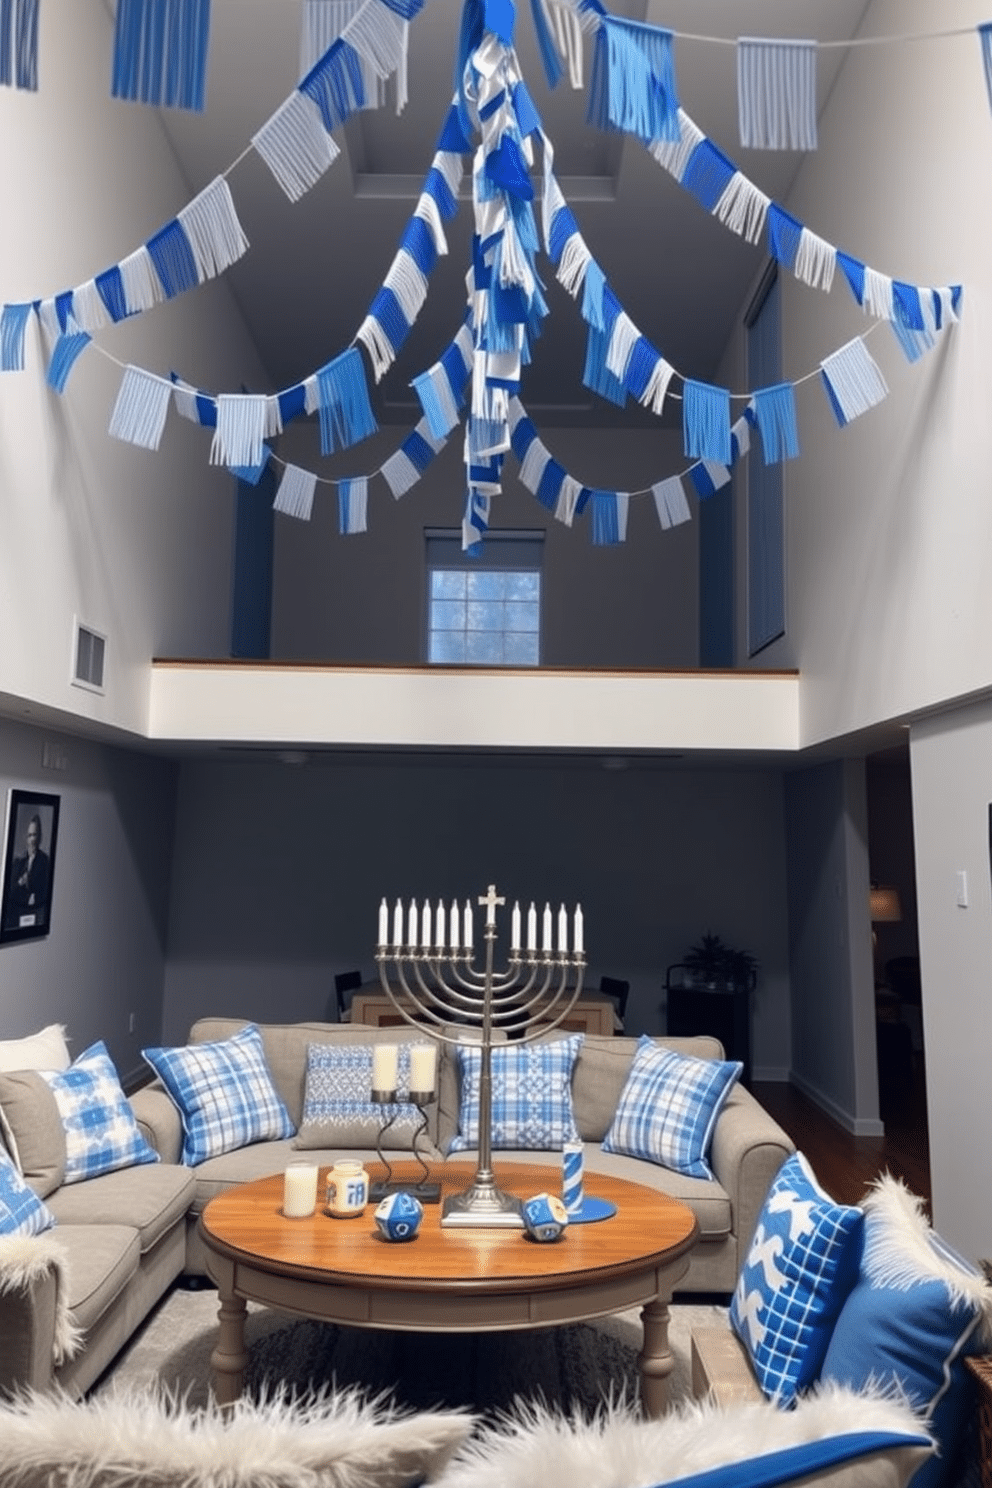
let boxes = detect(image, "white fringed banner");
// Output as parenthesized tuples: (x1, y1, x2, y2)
(108, 366, 173, 449)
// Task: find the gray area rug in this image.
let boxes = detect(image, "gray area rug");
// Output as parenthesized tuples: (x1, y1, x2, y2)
(96, 1283, 729, 1417)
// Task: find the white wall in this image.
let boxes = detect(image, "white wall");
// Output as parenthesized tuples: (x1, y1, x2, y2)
(910, 702, 992, 1257)
(162, 753, 792, 1077)
(0, 716, 177, 1088)
(0, 1, 270, 736)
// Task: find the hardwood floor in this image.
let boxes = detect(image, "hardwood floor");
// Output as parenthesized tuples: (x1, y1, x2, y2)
(751, 1055, 931, 1212)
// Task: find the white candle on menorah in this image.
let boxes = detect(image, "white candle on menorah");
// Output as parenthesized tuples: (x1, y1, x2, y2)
(375, 883, 586, 1228)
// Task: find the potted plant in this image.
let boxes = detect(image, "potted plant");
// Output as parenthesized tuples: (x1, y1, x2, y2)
(683, 933, 757, 992)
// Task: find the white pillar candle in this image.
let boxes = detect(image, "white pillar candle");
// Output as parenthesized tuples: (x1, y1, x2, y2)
(372, 1043, 398, 1092)
(542, 903, 553, 951)
(393, 898, 403, 948)
(558, 903, 568, 953)
(421, 899, 432, 949)
(283, 1162, 318, 1218)
(435, 899, 446, 949)
(410, 1043, 437, 1092)
(464, 900, 474, 949)
(407, 899, 418, 947)
(573, 904, 584, 953)
(527, 902, 537, 951)
(449, 898, 460, 950)
(378, 898, 389, 946)
(511, 901, 521, 951)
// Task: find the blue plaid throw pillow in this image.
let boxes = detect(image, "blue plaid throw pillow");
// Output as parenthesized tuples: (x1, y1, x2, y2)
(39, 1040, 159, 1185)
(143, 1023, 295, 1166)
(0, 1145, 55, 1235)
(731, 1151, 864, 1405)
(449, 1035, 583, 1152)
(602, 1037, 742, 1178)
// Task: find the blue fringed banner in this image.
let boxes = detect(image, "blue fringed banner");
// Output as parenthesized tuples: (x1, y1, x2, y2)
(683, 379, 731, 465)
(1, 302, 33, 370)
(819, 337, 889, 427)
(111, 0, 211, 111)
(108, 366, 173, 449)
(315, 347, 378, 454)
(339, 475, 369, 534)
(590, 489, 629, 545)
(229, 446, 271, 485)
(46, 332, 91, 394)
(752, 382, 799, 463)
(588, 16, 680, 144)
(980, 24, 992, 116)
(380, 416, 446, 498)
(688, 459, 731, 498)
(0, 0, 38, 89)
(737, 38, 817, 151)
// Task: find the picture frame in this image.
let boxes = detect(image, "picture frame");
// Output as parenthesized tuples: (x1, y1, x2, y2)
(0, 790, 61, 945)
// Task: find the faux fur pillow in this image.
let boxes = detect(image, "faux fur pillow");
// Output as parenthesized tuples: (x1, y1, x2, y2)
(0, 1385, 473, 1488)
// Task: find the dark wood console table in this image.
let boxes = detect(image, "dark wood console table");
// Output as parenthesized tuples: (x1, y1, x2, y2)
(664, 966, 752, 1087)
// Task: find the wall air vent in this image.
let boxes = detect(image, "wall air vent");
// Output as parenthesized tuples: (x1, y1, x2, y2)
(71, 619, 106, 694)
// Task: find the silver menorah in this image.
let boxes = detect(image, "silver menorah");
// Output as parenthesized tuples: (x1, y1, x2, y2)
(375, 884, 586, 1228)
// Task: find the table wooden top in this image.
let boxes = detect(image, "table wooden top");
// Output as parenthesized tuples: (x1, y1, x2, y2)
(200, 1161, 698, 1296)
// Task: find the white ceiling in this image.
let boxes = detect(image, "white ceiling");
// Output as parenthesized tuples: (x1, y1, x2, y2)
(158, 0, 871, 426)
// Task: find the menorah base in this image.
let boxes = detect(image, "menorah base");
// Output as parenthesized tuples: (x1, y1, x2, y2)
(441, 1180, 524, 1229)
(369, 1178, 442, 1205)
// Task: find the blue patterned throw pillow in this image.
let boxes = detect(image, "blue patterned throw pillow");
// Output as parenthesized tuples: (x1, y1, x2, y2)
(602, 1037, 742, 1179)
(730, 1151, 863, 1405)
(0, 1145, 55, 1235)
(449, 1035, 583, 1152)
(39, 1040, 159, 1184)
(143, 1023, 295, 1166)
(820, 1174, 992, 1488)
(294, 1042, 428, 1151)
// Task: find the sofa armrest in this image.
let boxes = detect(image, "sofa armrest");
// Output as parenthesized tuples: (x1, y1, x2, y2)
(709, 1086, 795, 1260)
(129, 1084, 182, 1164)
(0, 1235, 80, 1397)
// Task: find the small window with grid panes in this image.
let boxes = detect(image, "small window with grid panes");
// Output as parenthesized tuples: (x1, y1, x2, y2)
(425, 529, 543, 666)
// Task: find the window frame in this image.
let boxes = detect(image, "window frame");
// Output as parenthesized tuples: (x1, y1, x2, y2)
(424, 528, 545, 668)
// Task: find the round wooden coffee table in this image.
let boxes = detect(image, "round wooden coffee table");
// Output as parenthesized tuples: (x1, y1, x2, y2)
(199, 1160, 699, 1416)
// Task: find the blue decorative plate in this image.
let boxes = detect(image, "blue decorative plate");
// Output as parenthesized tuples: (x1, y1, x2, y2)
(565, 1196, 617, 1224)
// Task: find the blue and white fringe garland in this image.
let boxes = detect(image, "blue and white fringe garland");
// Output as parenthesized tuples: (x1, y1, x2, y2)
(0, 0, 39, 89)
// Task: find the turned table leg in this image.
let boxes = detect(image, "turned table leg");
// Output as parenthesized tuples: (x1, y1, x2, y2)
(638, 1296, 675, 1418)
(211, 1288, 249, 1407)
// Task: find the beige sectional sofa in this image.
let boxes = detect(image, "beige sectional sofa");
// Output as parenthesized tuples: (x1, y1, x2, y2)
(0, 1017, 795, 1399)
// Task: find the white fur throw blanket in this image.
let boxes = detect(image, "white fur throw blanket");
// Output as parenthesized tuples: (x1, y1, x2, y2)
(0, 1233, 81, 1364)
(0, 1385, 473, 1488)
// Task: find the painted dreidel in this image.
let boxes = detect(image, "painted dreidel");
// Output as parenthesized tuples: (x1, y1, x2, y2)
(522, 1192, 569, 1242)
(374, 1190, 424, 1241)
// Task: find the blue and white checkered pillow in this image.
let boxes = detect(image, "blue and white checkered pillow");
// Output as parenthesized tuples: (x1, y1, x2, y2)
(602, 1037, 742, 1178)
(142, 1023, 295, 1166)
(449, 1035, 583, 1152)
(0, 1145, 55, 1235)
(731, 1151, 864, 1405)
(295, 1042, 423, 1150)
(39, 1040, 160, 1185)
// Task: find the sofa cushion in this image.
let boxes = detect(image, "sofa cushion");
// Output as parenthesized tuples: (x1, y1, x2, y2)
(730, 1152, 863, 1406)
(0, 1147, 55, 1237)
(49, 1223, 141, 1333)
(448, 1035, 583, 1153)
(37, 1042, 160, 1185)
(819, 1173, 992, 1488)
(293, 1041, 442, 1155)
(143, 1024, 295, 1166)
(45, 1163, 196, 1255)
(602, 1037, 741, 1180)
(0, 1069, 67, 1196)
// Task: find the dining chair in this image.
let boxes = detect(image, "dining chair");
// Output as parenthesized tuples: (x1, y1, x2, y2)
(599, 975, 630, 1032)
(333, 969, 362, 1022)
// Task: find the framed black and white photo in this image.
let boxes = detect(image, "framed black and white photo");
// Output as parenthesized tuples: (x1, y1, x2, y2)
(0, 790, 60, 945)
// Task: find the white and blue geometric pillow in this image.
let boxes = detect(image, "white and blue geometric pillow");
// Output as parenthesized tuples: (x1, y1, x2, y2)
(294, 1041, 424, 1150)
(730, 1150, 863, 1405)
(0, 1145, 55, 1235)
(602, 1037, 742, 1179)
(38, 1040, 159, 1185)
(449, 1035, 583, 1152)
(142, 1023, 295, 1166)
(820, 1173, 992, 1488)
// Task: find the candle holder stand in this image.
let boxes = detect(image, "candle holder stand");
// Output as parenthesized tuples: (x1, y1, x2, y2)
(376, 884, 586, 1229)
(369, 1086, 441, 1204)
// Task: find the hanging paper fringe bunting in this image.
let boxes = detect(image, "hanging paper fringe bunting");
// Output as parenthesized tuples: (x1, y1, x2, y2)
(980, 23, 992, 116)
(108, 366, 173, 449)
(274, 464, 318, 521)
(737, 38, 817, 152)
(819, 337, 889, 427)
(462, 487, 490, 552)
(714, 173, 769, 246)
(683, 380, 731, 465)
(0, 0, 38, 88)
(0, 303, 32, 370)
(412, 360, 463, 438)
(119, 247, 164, 315)
(252, 93, 342, 203)
(652, 475, 691, 529)
(590, 489, 629, 545)
(111, 0, 211, 111)
(315, 347, 378, 453)
(177, 178, 249, 282)
(209, 394, 268, 468)
(588, 17, 680, 144)
(339, 476, 369, 534)
(301, 38, 366, 133)
(546, 0, 587, 90)
(529, 0, 565, 89)
(688, 460, 731, 499)
(230, 446, 271, 485)
(45, 332, 91, 394)
(752, 382, 800, 463)
(381, 417, 447, 497)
